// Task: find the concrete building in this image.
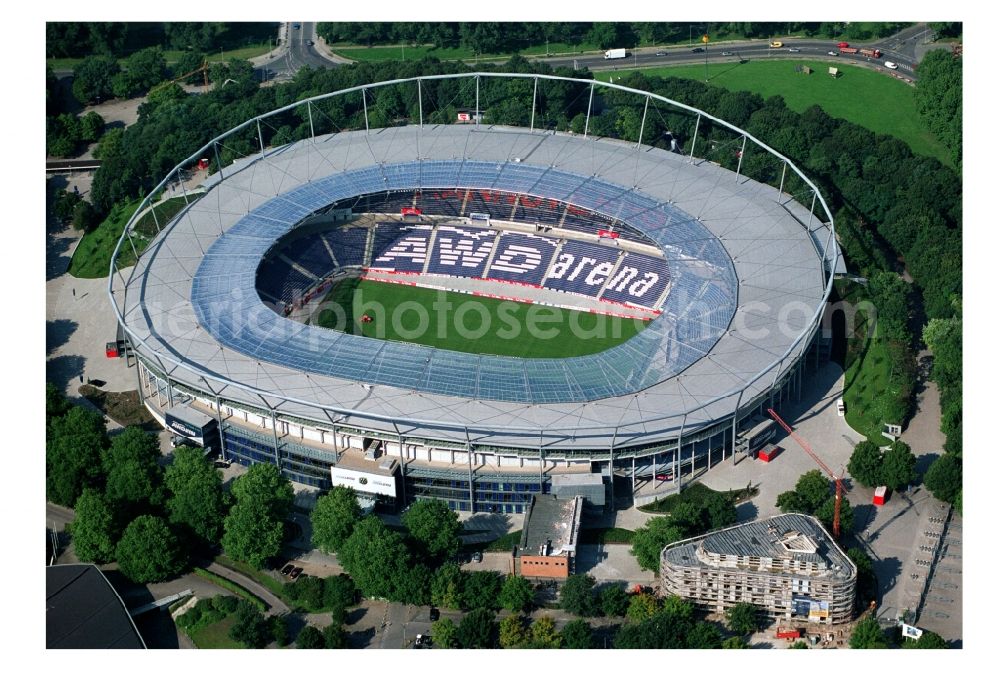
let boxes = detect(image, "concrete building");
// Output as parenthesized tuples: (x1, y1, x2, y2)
(660, 513, 857, 625)
(514, 495, 583, 579)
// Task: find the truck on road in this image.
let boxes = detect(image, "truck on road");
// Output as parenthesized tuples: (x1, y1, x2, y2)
(839, 46, 882, 58)
(604, 48, 627, 60)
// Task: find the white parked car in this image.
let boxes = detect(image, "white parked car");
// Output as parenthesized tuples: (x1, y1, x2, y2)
(837, 398, 845, 416)
(884, 61, 898, 70)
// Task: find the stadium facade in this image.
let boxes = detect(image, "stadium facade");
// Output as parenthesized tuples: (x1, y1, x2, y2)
(110, 73, 839, 513)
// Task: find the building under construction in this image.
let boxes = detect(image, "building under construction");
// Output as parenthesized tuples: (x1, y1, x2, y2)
(660, 513, 856, 625)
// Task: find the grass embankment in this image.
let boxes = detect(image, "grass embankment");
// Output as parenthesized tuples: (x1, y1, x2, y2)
(77, 385, 156, 428)
(189, 614, 241, 648)
(836, 280, 913, 443)
(193, 567, 268, 611)
(314, 278, 648, 359)
(639, 482, 757, 514)
(214, 555, 288, 600)
(594, 60, 952, 167)
(68, 199, 143, 278)
(68, 196, 191, 279)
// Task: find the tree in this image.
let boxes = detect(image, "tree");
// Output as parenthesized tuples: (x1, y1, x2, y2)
(499, 574, 534, 613)
(457, 608, 497, 648)
(222, 463, 293, 568)
(925, 453, 962, 504)
(529, 616, 562, 648)
(599, 584, 630, 617)
(725, 602, 760, 635)
(626, 592, 660, 623)
(115, 515, 185, 583)
(270, 614, 290, 647)
(112, 46, 167, 98)
(296, 624, 324, 649)
(903, 630, 949, 649)
(71, 200, 99, 231)
(881, 441, 917, 491)
(560, 573, 598, 617)
(432, 618, 458, 648)
(430, 562, 465, 609)
(848, 547, 877, 608)
(310, 486, 362, 553)
(336, 516, 412, 601)
(666, 501, 704, 536)
(560, 619, 593, 649)
(630, 516, 684, 571)
(790, 640, 809, 649)
(102, 426, 165, 518)
(69, 489, 118, 563)
(848, 440, 884, 488)
(322, 622, 349, 649)
(164, 445, 225, 546)
(80, 111, 105, 143)
(794, 470, 831, 513)
(403, 499, 462, 563)
(776, 489, 807, 513)
(722, 636, 750, 649)
(46, 406, 107, 507)
(323, 574, 358, 612)
(498, 614, 528, 648)
(850, 616, 890, 649)
(228, 601, 271, 648)
(72, 55, 120, 104)
(816, 495, 855, 535)
(703, 492, 738, 530)
(686, 621, 723, 649)
(462, 570, 503, 611)
(45, 383, 71, 422)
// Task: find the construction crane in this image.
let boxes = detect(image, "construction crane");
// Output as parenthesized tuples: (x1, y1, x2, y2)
(767, 408, 844, 538)
(149, 60, 210, 97)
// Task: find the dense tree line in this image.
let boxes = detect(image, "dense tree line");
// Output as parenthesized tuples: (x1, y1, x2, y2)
(316, 22, 908, 51)
(47, 388, 306, 583)
(915, 50, 962, 168)
(46, 22, 277, 59)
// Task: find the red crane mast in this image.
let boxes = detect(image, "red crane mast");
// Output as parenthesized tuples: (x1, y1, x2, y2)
(767, 408, 844, 537)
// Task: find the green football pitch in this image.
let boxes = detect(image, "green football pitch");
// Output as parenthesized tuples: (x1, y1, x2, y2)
(312, 278, 649, 358)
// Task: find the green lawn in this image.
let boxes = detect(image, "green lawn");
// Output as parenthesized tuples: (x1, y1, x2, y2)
(595, 60, 952, 167)
(837, 280, 905, 443)
(313, 278, 648, 358)
(68, 198, 145, 278)
(579, 527, 634, 545)
(133, 196, 192, 238)
(189, 614, 242, 649)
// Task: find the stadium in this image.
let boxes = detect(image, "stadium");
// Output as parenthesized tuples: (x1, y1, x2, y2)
(109, 73, 839, 513)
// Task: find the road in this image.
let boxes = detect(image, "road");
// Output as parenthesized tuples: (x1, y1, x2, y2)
(256, 22, 339, 82)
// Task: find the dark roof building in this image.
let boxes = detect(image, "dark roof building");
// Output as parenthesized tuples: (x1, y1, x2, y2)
(46, 564, 146, 649)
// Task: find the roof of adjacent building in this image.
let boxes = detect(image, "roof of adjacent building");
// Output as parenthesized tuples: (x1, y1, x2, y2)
(662, 513, 856, 580)
(46, 564, 146, 649)
(517, 494, 583, 558)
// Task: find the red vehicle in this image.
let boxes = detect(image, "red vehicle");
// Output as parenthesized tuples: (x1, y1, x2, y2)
(839, 46, 882, 58)
(776, 628, 802, 640)
(837, 41, 850, 48)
